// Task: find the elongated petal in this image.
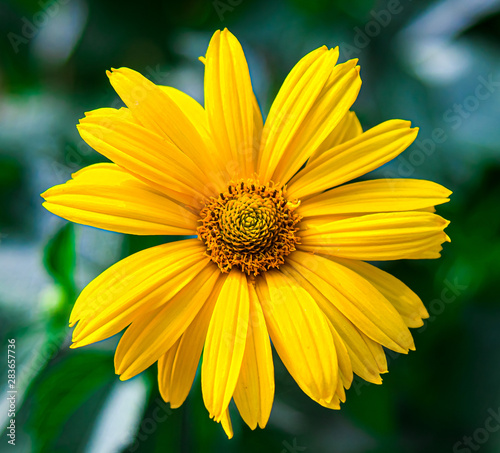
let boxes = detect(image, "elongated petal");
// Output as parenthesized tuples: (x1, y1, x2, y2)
(159, 86, 209, 132)
(329, 324, 353, 392)
(220, 409, 233, 439)
(252, 94, 264, 149)
(115, 263, 221, 380)
(71, 240, 209, 347)
(233, 284, 274, 429)
(340, 325, 388, 383)
(156, 85, 230, 191)
(307, 111, 362, 165)
(257, 46, 338, 182)
(287, 252, 414, 354)
(158, 275, 223, 408)
(279, 265, 353, 394)
(202, 270, 250, 422)
(287, 120, 418, 199)
(282, 262, 387, 384)
(42, 163, 197, 235)
(320, 395, 342, 409)
(299, 179, 452, 218)
(107, 67, 227, 192)
(330, 257, 429, 327)
(256, 270, 337, 404)
(157, 337, 178, 405)
(364, 335, 388, 375)
(205, 29, 257, 178)
(299, 211, 450, 260)
(271, 59, 362, 184)
(77, 109, 210, 206)
(84, 106, 134, 121)
(198, 50, 263, 153)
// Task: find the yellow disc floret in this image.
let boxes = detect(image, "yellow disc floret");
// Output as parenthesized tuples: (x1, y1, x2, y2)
(198, 180, 301, 275)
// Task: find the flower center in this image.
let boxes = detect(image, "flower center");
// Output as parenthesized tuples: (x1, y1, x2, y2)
(197, 180, 302, 276)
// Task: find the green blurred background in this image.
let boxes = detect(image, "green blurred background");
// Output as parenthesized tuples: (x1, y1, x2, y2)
(1, 0, 500, 452)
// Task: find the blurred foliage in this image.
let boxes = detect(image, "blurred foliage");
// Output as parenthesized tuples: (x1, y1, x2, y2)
(1, 0, 500, 452)
(24, 351, 115, 453)
(42, 224, 77, 329)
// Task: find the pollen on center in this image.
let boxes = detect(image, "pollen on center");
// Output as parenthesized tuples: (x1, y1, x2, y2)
(197, 180, 302, 276)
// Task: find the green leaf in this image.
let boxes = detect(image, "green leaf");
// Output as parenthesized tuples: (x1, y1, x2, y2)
(43, 223, 76, 295)
(23, 350, 115, 453)
(42, 223, 77, 331)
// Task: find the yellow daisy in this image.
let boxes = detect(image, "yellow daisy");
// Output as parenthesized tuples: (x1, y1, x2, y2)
(41, 29, 451, 437)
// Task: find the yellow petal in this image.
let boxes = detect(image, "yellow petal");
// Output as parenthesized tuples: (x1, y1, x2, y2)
(42, 163, 198, 235)
(287, 252, 414, 354)
(319, 395, 342, 409)
(364, 335, 388, 375)
(330, 257, 429, 327)
(233, 283, 274, 429)
(202, 269, 250, 422)
(115, 263, 221, 380)
(299, 211, 450, 261)
(271, 58, 362, 185)
(205, 29, 258, 178)
(417, 206, 437, 213)
(220, 409, 233, 439)
(252, 93, 264, 151)
(287, 120, 418, 200)
(198, 44, 263, 147)
(159, 86, 209, 132)
(70, 240, 208, 347)
(339, 326, 389, 383)
(84, 106, 134, 121)
(307, 111, 362, 165)
(279, 265, 353, 396)
(256, 270, 337, 404)
(106, 67, 227, 193)
(156, 337, 178, 405)
(299, 179, 452, 219)
(281, 262, 386, 384)
(257, 46, 336, 182)
(77, 108, 211, 206)
(158, 275, 223, 408)
(158, 85, 231, 189)
(328, 322, 353, 396)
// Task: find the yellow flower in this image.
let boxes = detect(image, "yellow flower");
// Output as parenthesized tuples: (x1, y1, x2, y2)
(41, 29, 451, 437)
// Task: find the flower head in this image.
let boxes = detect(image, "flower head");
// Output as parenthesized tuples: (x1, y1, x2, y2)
(42, 29, 451, 437)
(198, 179, 302, 275)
